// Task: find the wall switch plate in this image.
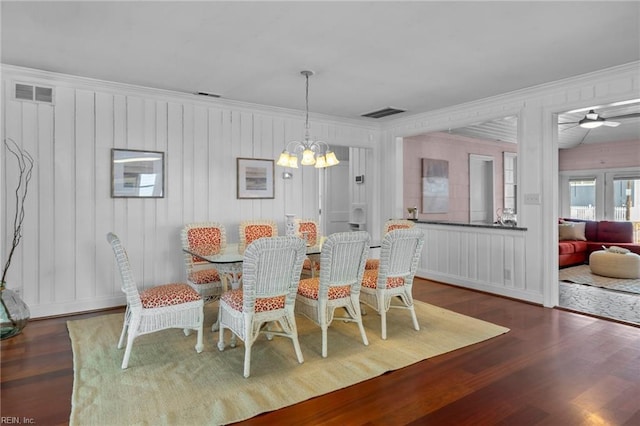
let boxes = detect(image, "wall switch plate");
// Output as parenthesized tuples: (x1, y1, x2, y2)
(524, 193, 541, 205)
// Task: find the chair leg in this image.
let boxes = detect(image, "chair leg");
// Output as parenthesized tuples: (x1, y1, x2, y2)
(285, 314, 304, 364)
(356, 314, 369, 346)
(217, 309, 226, 351)
(321, 324, 328, 358)
(243, 341, 252, 378)
(195, 305, 204, 353)
(117, 320, 128, 349)
(379, 296, 388, 340)
(409, 304, 420, 331)
(217, 324, 226, 351)
(351, 297, 369, 346)
(121, 315, 140, 369)
(211, 299, 221, 332)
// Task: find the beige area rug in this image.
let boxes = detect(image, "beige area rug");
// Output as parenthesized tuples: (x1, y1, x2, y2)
(560, 264, 640, 295)
(68, 301, 509, 425)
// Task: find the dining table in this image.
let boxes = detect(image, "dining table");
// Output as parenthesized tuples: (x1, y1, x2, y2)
(183, 237, 381, 293)
(184, 237, 381, 332)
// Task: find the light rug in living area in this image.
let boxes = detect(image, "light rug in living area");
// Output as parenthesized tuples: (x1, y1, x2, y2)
(559, 264, 640, 295)
(68, 301, 509, 425)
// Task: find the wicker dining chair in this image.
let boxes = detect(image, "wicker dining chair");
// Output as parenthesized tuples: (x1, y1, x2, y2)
(295, 231, 370, 358)
(217, 236, 307, 377)
(296, 218, 321, 278)
(106, 232, 204, 369)
(238, 220, 278, 253)
(360, 228, 425, 339)
(365, 219, 416, 270)
(181, 222, 226, 304)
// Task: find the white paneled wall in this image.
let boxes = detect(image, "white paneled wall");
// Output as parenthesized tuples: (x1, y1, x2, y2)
(3, 62, 638, 317)
(1, 66, 378, 317)
(415, 223, 533, 302)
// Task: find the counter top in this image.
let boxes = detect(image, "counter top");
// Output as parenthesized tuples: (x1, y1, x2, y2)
(410, 219, 527, 231)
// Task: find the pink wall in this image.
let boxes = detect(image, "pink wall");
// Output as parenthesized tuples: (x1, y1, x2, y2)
(559, 139, 640, 171)
(403, 132, 517, 222)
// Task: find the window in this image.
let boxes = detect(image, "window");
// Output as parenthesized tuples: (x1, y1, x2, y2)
(569, 178, 596, 220)
(562, 171, 640, 243)
(613, 177, 639, 221)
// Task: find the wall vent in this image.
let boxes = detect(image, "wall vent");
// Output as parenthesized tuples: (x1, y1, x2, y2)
(14, 83, 54, 104)
(361, 107, 406, 119)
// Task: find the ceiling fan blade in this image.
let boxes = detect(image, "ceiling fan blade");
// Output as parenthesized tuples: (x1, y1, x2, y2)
(603, 121, 620, 127)
(558, 121, 578, 125)
(560, 124, 580, 132)
(605, 112, 640, 120)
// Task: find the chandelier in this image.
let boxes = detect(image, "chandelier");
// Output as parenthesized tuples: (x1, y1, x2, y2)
(276, 70, 339, 168)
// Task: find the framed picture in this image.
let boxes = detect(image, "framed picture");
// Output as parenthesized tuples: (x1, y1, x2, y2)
(111, 148, 164, 198)
(422, 158, 449, 213)
(237, 157, 274, 199)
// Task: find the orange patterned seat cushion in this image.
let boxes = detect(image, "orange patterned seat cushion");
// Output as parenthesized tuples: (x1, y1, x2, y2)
(298, 222, 318, 246)
(220, 289, 285, 312)
(297, 278, 351, 300)
(244, 225, 275, 245)
(387, 224, 411, 232)
(365, 258, 380, 270)
(187, 227, 222, 262)
(188, 268, 221, 284)
(139, 283, 201, 308)
(361, 269, 405, 289)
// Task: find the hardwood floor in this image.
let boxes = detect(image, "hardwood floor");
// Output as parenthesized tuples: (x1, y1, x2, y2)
(2, 279, 639, 425)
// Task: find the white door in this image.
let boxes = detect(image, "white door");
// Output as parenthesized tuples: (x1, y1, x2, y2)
(469, 154, 495, 223)
(322, 159, 351, 234)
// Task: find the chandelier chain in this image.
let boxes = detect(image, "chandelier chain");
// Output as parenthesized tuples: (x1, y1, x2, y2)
(305, 72, 310, 130)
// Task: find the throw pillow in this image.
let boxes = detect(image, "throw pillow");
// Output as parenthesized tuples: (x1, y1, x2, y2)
(559, 222, 586, 241)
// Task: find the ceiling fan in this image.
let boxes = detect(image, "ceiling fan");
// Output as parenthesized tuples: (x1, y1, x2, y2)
(559, 109, 640, 129)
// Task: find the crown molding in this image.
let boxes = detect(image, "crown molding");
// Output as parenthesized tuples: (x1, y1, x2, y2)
(1, 63, 380, 132)
(383, 61, 640, 132)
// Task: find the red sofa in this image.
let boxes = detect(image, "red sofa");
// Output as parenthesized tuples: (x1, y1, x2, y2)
(559, 219, 640, 268)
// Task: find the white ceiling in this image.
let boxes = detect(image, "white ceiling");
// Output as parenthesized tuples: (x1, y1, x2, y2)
(2, 1, 640, 146)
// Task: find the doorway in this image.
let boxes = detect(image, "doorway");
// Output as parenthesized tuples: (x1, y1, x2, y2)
(469, 154, 495, 223)
(319, 146, 351, 235)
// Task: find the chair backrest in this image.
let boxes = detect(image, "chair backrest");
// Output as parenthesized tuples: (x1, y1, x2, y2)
(239, 220, 278, 252)
(384, 219, 415, 234)
(377, 228, 425, 288)
(295, 218, 319, 246)
(241, 236, 306, 312)
(106, 232, 142, 309)
(318, 231, 370, 297)
(181, 222, 227, 266)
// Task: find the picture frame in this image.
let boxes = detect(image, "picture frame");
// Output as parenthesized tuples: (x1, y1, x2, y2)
(111, 148, 164, 198)
(422, 158, 449, 213)
(237, 157, 274, 199)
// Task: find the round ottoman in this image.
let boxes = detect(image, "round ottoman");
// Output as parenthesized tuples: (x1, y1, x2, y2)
(589, 250, 640, 279)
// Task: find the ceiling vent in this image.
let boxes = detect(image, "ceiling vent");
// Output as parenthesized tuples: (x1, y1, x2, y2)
(361, 107, 406, 119)
(14, 83, 54, 104)
(196, 91, 221, 98)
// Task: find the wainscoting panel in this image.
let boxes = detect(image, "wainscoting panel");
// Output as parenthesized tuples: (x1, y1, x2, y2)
(416, 223, 535, 302)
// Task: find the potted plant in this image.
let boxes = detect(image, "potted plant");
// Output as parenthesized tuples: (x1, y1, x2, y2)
(1, 138, 33, 339)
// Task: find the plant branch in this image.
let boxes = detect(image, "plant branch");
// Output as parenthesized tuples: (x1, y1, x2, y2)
(2, 138, 34, 284)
